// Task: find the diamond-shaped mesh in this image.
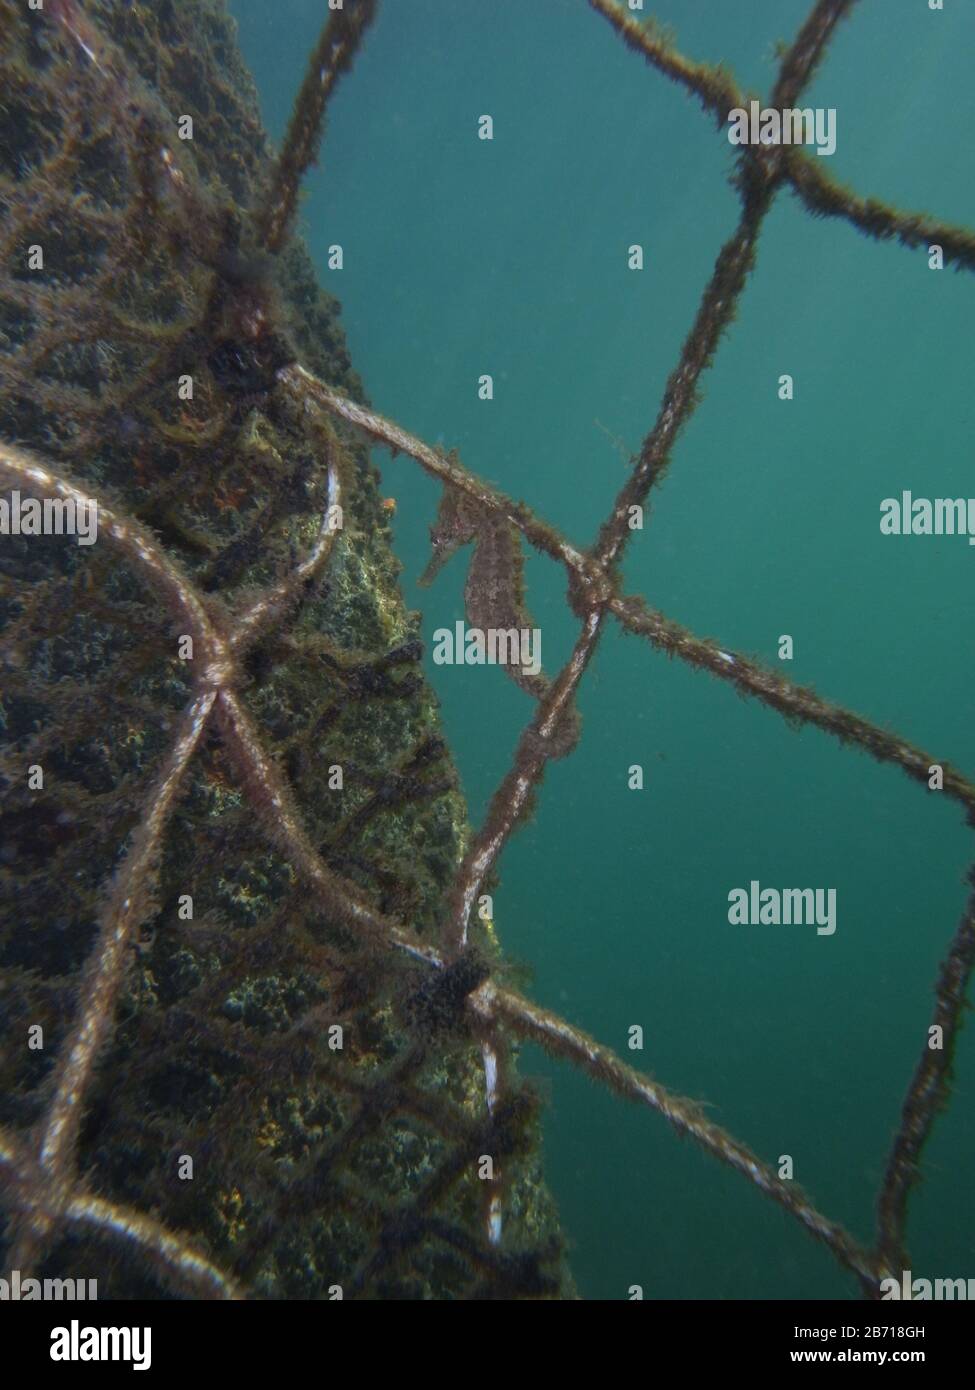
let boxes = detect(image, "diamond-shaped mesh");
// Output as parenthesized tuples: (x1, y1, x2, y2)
(1, 0, 973, 1301)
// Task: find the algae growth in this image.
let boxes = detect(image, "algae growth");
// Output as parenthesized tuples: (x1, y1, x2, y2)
(0, 0, 569, 1298)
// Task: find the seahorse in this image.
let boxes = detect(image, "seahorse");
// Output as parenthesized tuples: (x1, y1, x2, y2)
(420, 468, 547, 700)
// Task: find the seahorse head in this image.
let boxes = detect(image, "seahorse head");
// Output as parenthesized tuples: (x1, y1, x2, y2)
(418, 482, 480, 586)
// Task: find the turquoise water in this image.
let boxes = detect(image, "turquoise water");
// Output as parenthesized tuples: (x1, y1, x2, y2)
(233, 0, 975, 1299)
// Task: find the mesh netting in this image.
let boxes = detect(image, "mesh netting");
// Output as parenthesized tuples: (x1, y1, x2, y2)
(1, 0, 973, 1301)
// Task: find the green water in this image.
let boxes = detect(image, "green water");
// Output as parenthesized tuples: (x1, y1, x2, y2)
(233, 0, 975, 1299)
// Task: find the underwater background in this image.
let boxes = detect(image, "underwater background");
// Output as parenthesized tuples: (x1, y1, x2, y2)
(232, 0, 975, 1299)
